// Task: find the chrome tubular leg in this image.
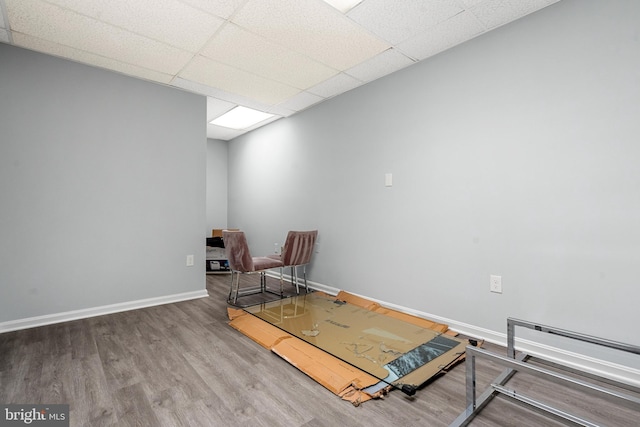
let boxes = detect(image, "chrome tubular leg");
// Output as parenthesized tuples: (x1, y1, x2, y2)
(230, 271, 240, 304)
(227, 271, 234, 302)
(507, 318, 516, 359)
(303, 265, 308, 292)
(290, 266, 298, 294)
(466, 350, 477, 410)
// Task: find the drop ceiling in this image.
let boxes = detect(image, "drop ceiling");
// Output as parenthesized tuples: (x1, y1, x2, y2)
(0, 0, 560, 140)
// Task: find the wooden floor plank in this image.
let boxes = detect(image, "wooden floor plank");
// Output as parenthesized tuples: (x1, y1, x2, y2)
(69, 353, 117, 426)
(0, 273, 637, 426)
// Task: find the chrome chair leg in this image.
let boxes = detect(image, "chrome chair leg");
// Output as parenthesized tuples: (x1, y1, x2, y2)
(302, 265, 309, 293)
(292, 266, 300, 294)
(228, 270, 241, 304)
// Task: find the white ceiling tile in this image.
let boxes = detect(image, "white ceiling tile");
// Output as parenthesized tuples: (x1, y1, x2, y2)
(468, 0, 559, 30)
(172, 77, 232, 98)
(397, 11, 486, 60)
(179, 0, 247, 20)
(5, 0, 193, 75)
(266, 104, 296, 118)
(172, 77, 240, 100)
(347, 0, 464, 44)
(307, 73, 363, 99)
(179, 55, 301, 105)
(345, 48, 415, 82)
(276, 91, 325, 113)
(458, 0, 485, 8)
(12, 32, 174, 84)
(173, 77, 284, 113)
(44, 0, 225, 52)
(200, 23, 339, 90)
(2, 0, 561, 140)
(232, 0, 389, 70)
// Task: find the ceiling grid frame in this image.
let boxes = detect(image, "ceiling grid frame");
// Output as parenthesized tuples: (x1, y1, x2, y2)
(0, 0, 561, 140)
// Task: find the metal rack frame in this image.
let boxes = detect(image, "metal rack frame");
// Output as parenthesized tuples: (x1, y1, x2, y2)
(450, 318, 640, 426)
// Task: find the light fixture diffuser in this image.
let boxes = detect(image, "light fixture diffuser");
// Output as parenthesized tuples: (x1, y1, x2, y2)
(209, 106, 275, 130)
(321, 0, 364, 14)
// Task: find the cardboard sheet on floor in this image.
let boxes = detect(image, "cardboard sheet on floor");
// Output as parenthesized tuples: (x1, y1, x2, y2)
(227, 291, 466, 405)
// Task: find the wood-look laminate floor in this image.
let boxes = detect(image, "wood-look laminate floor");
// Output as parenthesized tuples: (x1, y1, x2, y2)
(1, 274, 637, 426)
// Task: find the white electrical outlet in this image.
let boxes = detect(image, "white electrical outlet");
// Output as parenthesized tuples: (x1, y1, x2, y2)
(490, 275, 502, 293)
(186, 254, 194, 266)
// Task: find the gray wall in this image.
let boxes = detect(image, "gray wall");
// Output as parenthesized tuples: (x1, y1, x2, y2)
(0, 43, 206, 323)
(228, 0, 640, 353)
(206, 138, 228, 233)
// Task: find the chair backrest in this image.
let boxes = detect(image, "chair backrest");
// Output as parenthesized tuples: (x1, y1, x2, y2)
(281, 230, 318, 267)
(223, 230, 254, 272)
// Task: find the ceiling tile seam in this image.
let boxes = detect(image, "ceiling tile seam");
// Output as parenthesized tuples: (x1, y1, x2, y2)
(9, 29, 176, 81)
(390, 9, 490, 62)
(273, 96, 324, 115)
(178, 48, 336, 99)
(464, 5, 498, 30)
(341, 14, 397, 53)
(394, 9, 481, 48)
(223, 20, 345, 75)
(344, 0, 366, 15)
(227, 2, 391, 73)
(171, 20, 237, 92)
(195, 23, 342, 91)
(168, 69, 303, 112)
(391, 44, 421, 63)
(185, 0, 253, 57)
(173, 55, 305, 107)
(305, 71, 366, 100)
(0, 0, 12, 43)
(35, 0, 212, 55)
(465, 2, 559, 32)
(194, 80, 290, 114)
(343, 3, 466, 48)
(342, 48, 417, 81)
(209, 106, 236, 123)
(174, 0, 251, 21)
(17, 1, 381, 93)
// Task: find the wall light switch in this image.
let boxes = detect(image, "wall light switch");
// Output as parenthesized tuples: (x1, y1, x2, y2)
(186, 254, 194, 266)
(385, 173, 393, 187)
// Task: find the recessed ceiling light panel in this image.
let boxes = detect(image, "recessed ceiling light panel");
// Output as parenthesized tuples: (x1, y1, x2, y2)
(209, 106, 276, 130)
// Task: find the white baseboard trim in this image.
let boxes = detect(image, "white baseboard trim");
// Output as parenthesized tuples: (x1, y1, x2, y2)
(12, 273, 636, 389)
(0, 289, 209, 333)
(293, 284, 640, 389)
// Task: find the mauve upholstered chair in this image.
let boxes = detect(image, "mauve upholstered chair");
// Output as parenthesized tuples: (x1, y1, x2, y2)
(223, 230, 284, 305)
(268, 230, 318, 294)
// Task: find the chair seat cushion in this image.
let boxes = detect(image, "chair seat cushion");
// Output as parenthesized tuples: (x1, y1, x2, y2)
(253, 257, 284, 270)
